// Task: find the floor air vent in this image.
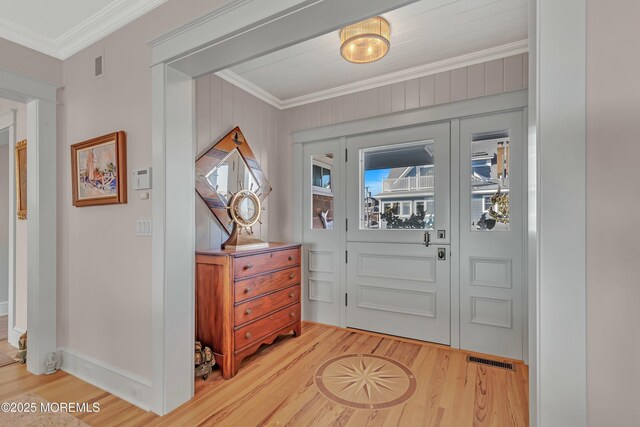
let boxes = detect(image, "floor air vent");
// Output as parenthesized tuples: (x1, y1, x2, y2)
(467, 355, 515, 371)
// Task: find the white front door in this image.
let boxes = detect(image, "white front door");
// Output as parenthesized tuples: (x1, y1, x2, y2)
(459, 110, 525, 359)
(345, 123, 451, 344)
(302, 139, 344, 325)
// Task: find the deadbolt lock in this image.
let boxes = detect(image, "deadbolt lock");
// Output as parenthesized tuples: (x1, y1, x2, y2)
(437, 230, 446, 239)
(437, 248, 447, 261)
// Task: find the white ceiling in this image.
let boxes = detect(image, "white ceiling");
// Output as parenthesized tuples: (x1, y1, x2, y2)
(221, 0, 528, 108)
(0, 0, 168, 59)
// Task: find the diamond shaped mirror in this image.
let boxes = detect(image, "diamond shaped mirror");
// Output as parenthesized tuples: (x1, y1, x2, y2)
(195, 127, 272, 235)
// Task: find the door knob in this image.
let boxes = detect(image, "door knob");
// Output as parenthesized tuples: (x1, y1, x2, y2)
(437, 248, 447, 261)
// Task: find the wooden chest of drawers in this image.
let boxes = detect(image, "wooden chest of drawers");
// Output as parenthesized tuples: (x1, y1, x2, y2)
(196, 243, 302, 379)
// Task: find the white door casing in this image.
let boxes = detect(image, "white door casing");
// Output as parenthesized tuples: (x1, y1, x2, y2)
(0, 66, 58, 375)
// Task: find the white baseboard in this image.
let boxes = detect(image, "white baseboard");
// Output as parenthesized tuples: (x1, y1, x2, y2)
(8, 326, 25, 348)
(0, 301, 7, 315)
(57, 346, 152, 411)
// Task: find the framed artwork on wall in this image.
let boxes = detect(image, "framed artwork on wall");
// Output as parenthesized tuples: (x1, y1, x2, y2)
(15, 139, 27, 220)
(71, 131, 127, 207)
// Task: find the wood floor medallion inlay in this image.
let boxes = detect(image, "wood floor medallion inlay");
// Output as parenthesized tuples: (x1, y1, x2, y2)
(314, 353, 417, 409)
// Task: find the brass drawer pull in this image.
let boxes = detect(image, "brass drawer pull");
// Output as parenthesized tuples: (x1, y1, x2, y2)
(289, 273, 295, 279)
(288, 256, 294, 261)
(245, 332, 252, 340)
(245, 308, 252, 315)
(244, 264, 254, 270)
(289, 311, 296, 318)
(289, 291, 295, 298)
(244, 288, 252, 294)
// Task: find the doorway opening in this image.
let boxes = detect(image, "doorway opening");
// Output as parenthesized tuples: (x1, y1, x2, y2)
(0, 66, 58, 375)
(0, 101, 28, 365)
(294, 106, 526, 361)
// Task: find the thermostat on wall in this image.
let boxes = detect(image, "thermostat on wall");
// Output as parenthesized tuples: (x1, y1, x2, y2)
(133, 168, 152, 190)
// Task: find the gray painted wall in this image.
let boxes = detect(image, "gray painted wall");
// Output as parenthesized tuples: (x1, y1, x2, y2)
(587, 0, 640, 425)
(58, 0, 227, 381)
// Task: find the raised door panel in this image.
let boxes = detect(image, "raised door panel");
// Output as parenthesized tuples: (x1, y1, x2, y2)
(346, 242, 450, 345)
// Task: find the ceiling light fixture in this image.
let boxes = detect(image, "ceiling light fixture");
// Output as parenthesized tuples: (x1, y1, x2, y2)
(340, 16, 391, 64)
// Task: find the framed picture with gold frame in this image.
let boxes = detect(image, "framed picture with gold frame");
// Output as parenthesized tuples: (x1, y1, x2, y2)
(70, 131, 127, 207)
(15, 140, 27, 220)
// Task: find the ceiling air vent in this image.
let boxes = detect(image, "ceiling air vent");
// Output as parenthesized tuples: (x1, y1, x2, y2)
(94, 54, 104, 79)
(467, 355, 515, 371)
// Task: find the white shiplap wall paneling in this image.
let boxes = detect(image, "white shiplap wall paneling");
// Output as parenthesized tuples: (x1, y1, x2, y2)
(228, 0, 527, 102)
(485, 59, 505, 94)
(434, 71, 451, 104)
(468, 63, 486, 98)
(194, 74, 283, 248)
(195, 54, 529, 245)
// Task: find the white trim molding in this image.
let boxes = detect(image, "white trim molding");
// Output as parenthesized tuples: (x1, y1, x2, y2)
(0, 66, 59, 376)
(0, 17, 58, 58)
(58, 347, 152, 411)
(0, 0, 168, 60)
(150, 0, 425, 416)
(9, 326, 25, 348)
(216, 40, 529, 110)
(535, 0, 587, 425)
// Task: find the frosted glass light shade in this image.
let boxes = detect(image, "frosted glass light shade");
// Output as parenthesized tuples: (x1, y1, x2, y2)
(340, 16, 391, 64)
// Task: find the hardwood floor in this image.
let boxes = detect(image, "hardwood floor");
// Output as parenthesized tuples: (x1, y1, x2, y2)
(0, 322, 528, 426)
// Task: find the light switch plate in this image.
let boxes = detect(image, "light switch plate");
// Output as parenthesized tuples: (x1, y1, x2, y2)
(136, 219, 152, 236)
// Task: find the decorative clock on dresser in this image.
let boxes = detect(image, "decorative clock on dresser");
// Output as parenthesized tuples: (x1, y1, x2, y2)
(194, 127, 302, 379)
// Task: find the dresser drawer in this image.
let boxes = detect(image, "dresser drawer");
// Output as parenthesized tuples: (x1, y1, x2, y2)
(234, 285, 300, 326)
(234, 248, 300, 279)
(234, 267, 300, 302)
(234, 303, 301, 350)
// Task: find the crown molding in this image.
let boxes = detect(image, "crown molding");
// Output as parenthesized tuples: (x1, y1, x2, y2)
(215, 69, 284, 109)
(149, 0, 252, 48)
(0, 0, 168, 60)
(218, 40, 528, 110)
(0, 16, 59, 58)
(57, 0, 169, 59)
